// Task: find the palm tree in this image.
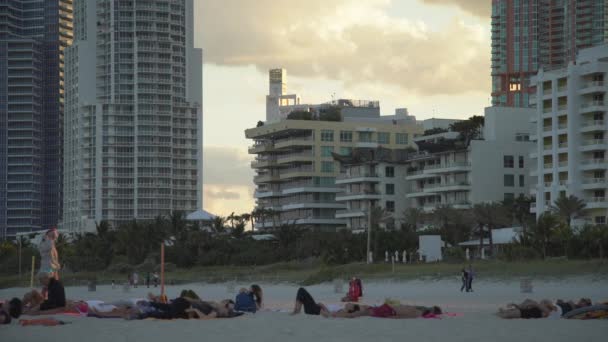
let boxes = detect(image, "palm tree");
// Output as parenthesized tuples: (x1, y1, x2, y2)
(401, 207, 425, 232)
(227, 212, 237, 230)
(550, 194, 586, 228)
(240, 213, 252, 231)
(502, 195, 534, 240)
(211, 216, 226, 235)
(472, 202, 508, 256)
(528, 213, 562, 259)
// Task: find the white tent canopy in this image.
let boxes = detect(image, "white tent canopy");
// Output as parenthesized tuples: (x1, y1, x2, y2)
(186, 209, 216, 221)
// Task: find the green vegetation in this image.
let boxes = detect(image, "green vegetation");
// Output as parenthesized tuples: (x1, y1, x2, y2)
(286, 106, 342, 122)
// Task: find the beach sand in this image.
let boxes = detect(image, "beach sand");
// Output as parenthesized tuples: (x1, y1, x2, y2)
(1, 277, 606, 342)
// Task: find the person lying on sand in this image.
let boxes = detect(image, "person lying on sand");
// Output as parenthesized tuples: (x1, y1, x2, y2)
(21, 273, 66, 315)
(235, 284, 263, 312)
(556, 298, 592, 316)
(290, 287, 331, 317)
(332, 302, 442, 319)
(497, 299, 559, 319)
(0, 298, 23, 324)
(186, 299, 243, 319)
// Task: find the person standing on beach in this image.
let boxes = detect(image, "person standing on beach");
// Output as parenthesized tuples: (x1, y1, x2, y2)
(38, 227, 60, 280)
(146, 273, 151, 288)
(460, 268, 469, 292)
(132, 272, 139, 288)
(466, 265, 475, 292)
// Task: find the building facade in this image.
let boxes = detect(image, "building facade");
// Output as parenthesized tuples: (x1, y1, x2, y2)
(529, 44, 608, 225)
(405, 107, 534, 212)
(246, 71, 422, 230)
(62, 0, 203, 231)
(491, 0, 608, 107)
(0, 0, 73, 238)
(333, 149, 410, 232)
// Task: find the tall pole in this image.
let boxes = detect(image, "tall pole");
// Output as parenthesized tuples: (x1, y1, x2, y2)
(18, 237, 22, 278)
(160, 243, 166, 302)
(30, 256, 35, 288)
(366, 200, 373, 264)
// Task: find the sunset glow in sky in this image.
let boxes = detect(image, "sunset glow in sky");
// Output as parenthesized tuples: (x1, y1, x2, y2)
(196, 0, 491, 216)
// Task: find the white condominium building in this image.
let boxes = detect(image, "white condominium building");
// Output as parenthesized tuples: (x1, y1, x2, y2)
(333, 148, 410, 232)
(245, 70, 422, 231)
(63, 0, 203, 231)
(405, 107, 534, 212)
(529, 44, 608, 225)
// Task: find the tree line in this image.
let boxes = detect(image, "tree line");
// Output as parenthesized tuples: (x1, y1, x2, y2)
(0, 194, 606, 276)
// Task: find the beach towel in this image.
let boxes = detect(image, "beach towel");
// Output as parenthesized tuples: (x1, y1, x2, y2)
(20, 318, 69, 326)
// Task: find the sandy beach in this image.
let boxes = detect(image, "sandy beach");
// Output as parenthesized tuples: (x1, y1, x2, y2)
(1, 277, 606, 342)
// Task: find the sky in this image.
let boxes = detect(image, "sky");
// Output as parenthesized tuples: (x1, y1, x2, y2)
(195, 0, 491, 217)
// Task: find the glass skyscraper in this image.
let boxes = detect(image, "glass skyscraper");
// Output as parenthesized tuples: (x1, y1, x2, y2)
(0, 0, 73, 238)
(491, 0, 608, 107)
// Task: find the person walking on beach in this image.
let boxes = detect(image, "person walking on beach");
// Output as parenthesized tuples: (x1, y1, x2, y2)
(460, 267, 469, 292)
(132, 272, 139, 288)
(146, 273, 151, 288)
(466, 265, 475, 292)
(153, 272, 159, 287)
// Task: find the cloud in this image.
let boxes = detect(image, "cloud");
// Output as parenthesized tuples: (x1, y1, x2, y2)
(203, 146, 254, 186)
(206, 189, 241, 200)
(420, 0, 490, 18)
(198, 0, 490, 96)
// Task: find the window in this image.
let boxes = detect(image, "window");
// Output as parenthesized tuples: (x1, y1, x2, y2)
(385, 166, 394, 178)
(385, 183, 395, 195)
(321, 130, 334, 142)
(339, 147, 352, 156)
(504, 174, 515, 187)
(519, 175, 525, 187)
(596, 216, 607, 224)
(504, 193, 515, 201)
(519, 156, 524, 168)
(396, 133, 408, 145)
(386, 201, 395, 212)
(378, 132, 390, 144)
(358, 132, 373, 143)
(321, 161, 334, 173)
(340, 130, 352, 142)
(321, 146, 333, 157)
(504, 155, 514, 168)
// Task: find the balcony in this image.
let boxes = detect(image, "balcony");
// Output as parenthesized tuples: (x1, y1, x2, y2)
(335, 190, 382, 202)
(424, 162, 471, 174)
(274, 136, 314, 150)
(281, 201, 346, 211)
(581, 119, 605, 132)
(425, 181, 471, 192)
(586, 197, 608, 209)
(580, 100, 605, 113)
(582, 178, 607, 190)
(281, 183, 341, 195)
(248, 142, 274, 154)
(253, 190, 282, 198)
(277, 152, 314, 165)
(580, 158, 607, 170)
(279, 166, 315, 180)
(253, 173, 280, 184)
(335, 209, 366, 219)
(335, 173, 380, 185)
(251, 158, 277, 168)
(579, 81, 605, 95)
(580, 139, 607, 151)
(406, 188, 437, 198)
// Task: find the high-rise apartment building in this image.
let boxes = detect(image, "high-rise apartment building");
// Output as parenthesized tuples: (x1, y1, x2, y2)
(0, 0, 73, 238)
(491, 0, 608, 107)
(62, 0, 203, 231)
(246, 70, 422, 231)
(529, 44, 608, 226)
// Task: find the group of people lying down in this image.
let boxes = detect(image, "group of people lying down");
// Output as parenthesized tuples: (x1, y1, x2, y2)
(0, 283, 263, 323)
(496, 298, 593, 319)
(291, 288, 443, 319)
